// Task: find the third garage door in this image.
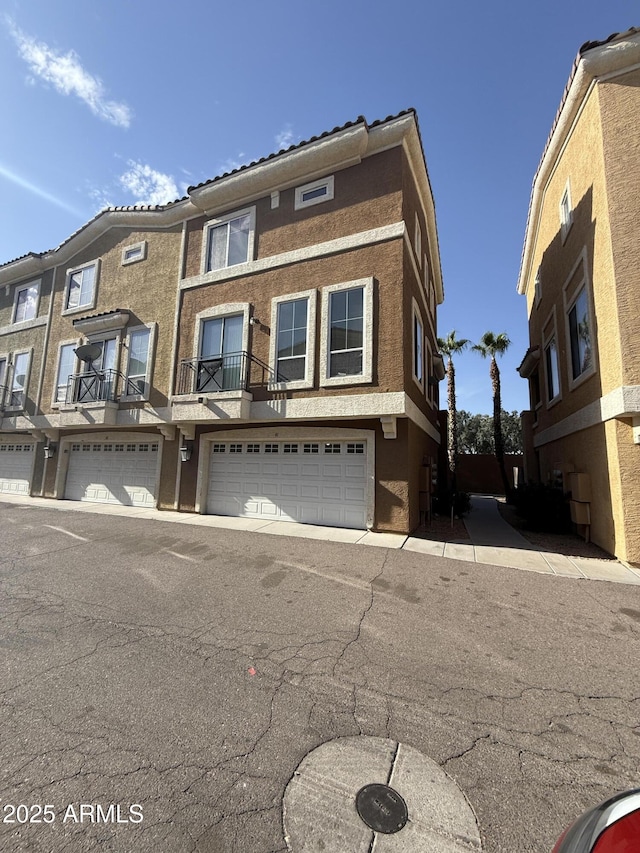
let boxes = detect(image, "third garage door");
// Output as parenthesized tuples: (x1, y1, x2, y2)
(207, 439, 367, 529)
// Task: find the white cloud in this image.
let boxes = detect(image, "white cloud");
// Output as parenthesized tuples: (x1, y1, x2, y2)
(7, 20, 132, 128)
(118, 161, 180, 206)
(276, 125, 295, 149)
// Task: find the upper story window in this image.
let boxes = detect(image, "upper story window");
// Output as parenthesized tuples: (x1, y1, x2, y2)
(534, 267, 542, 307)
(294, 176, 334, 210)
(276, 298, 308, 382)
(123, 326, 153, 398)
(414, 214, 422, 263)
(560, 181, 573, 243)
(203, 207, 255, 273)
(320, 278, 373, 387)
(64, 260, 99, 314)
(269, 289, 317, 390)
(13, 281, 39, 324)
(122, 241, 147, 266)
(7, 351, 30, 410)
(544, 338, 560, 403)
(55, 343, 77, 404)
(568, 286, 592, 381)
(412, 306, 424, 387)
(0, 357, 6, 407)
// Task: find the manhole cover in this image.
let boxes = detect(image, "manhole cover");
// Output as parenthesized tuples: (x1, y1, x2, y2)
(355, 783, 408, 834)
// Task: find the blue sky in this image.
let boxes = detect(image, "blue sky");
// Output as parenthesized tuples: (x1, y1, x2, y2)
(0, 1, 634, 414)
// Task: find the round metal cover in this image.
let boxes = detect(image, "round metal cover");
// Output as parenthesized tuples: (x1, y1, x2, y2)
(75, 343, 102, 363)
(355, 783, 408, 834)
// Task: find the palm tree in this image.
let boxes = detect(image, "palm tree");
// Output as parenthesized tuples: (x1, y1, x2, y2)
(473, 331, 512, 497)
(437, 330, 469, 491)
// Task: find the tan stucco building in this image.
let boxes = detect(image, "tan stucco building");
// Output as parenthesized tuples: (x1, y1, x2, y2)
(0, 110, 445, 534)
(517, 28, 640, 565)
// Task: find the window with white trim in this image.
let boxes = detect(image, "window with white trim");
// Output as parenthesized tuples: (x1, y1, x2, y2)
(320, 278, 373, 387)
(55, 344, 76, 404)
(295, 176, 334, 210)
(13, 281, 39, 323)
(122, 241, 147, 266)
(276, 297, 308, 382)
(414, 214, 422, 263)
(568, 286, 592, 381)
(412, 305, 424, 387)
(203, 207, 255, 272)
(0, 357, 6, 408)
(7, 351, 30, 410)
(124, 325, 153, 397)
(544, 338, 560, 403)
(64, 261, 99, 313)
(269, 289, 316, 389)
(560, 182, 573, 242)
(534, 267, 542, 307)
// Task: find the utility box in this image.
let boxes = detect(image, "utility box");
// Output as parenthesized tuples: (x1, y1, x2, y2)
(570, 500, 591, 525)
(568, 472, 591, 503)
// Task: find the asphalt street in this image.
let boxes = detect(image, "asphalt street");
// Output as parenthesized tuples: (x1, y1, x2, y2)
(1, 500, 640, 852)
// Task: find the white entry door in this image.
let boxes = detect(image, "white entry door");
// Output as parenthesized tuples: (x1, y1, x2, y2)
(65, 441, 159, 507)
(0, 442, 35, 494)
(207, 439, 367, 529)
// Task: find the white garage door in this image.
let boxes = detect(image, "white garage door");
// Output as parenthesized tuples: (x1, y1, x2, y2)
(65, 441, 159, 507)
(207, 439, 367, 529)
(0, 442, 35, 495)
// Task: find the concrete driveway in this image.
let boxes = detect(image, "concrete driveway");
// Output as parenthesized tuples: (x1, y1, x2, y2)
(1, 499, 640, 852)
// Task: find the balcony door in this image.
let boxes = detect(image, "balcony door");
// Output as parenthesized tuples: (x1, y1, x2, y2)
(198, 315, 243, 392)
(77, 338, 117, 402)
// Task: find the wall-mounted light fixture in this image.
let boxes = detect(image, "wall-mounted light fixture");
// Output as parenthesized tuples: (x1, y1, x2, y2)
(43, 443, 57, 459)
(180, 442, 193, 462)
(249, 317, 261, 326)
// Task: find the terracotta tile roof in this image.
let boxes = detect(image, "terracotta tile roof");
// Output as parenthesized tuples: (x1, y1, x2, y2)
(1, 109, 418, 273)
(188, 109, 417, 192)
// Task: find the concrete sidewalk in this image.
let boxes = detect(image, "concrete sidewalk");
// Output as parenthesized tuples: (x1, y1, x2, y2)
(3, 492, 640, 585)
(404, 494, 640, 585)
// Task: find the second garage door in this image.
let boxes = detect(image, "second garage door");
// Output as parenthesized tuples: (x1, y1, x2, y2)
(0, 442, 35, 495)
(65, 441, 159, 507)
(207, 439, 367, 529)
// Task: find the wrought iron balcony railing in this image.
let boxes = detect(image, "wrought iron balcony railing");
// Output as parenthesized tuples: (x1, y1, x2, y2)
(176, 351, 275, 396)
(65, 369, 141, 405)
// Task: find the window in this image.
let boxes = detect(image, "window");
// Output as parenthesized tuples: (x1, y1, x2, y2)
(320, 278, 373, 386)
(199, 314, 243, 392)
(568, 287, 592, 381)
(413, 306, 424, 386)
(124, 326, 152, 397)
(13, 282, 39, 323)
(534, 268, 542, 307)
(122, 241, 147, 266)
(329, 287, 363, 378)
(203, 208, 255, 272)
(295, 176, 334, 210)
(0, 358, 6, 408)
(560, 182, 573, 242)
(55, 344, 76, 404)
(9, 351, 30, 409)
(64, 261, 98, 312)
(545, 338, 560, 402)
(269, 289, 316, 389)
(414, 214, 422, 262)
(530, 371, 541, 409)
(276, 298, 308, 382)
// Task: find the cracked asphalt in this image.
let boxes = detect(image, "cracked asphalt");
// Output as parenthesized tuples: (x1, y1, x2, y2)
(1, 500, 640, 852)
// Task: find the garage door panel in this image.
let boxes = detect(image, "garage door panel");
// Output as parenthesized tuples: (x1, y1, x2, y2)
(207, 440, 367, 529)
(65, 442, 158, 507)
(0, 444, 35, 495)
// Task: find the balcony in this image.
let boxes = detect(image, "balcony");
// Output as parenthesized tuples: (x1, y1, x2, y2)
(172, 351, 274, 421)
(58, 369, 142, 426)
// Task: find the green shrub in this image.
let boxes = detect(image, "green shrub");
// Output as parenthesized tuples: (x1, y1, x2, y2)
(433, 489, 471, 518)
(512, 483, 571, 532)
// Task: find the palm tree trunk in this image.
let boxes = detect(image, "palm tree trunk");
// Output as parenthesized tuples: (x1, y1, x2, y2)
(491, 357, 511, 498)
(447, 358, 458, 491)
